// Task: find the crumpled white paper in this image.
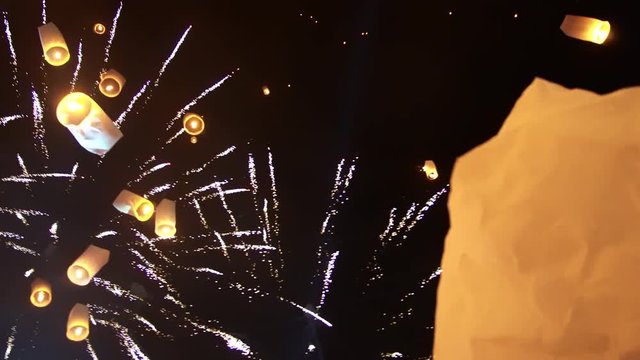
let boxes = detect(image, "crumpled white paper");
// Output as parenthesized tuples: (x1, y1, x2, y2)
(434, 78, 640, 360)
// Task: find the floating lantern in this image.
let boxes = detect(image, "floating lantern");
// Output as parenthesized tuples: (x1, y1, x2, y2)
(262, 86, 271, 96)
(560, 15, 610, 44)
(112, 189, 154, 221)
(67, 245, 110, 286)
(155, 199, 177, 238)
(99, 69, 126, 97)
(37, 22, 70, 66)
(56, 92, 123, 155)
(30, 278, 52, 308)
(183, 113, 205, 143)
(66, 304, 89, 341)
(422, 160, 438, 180)
(93, 23, 106, 35)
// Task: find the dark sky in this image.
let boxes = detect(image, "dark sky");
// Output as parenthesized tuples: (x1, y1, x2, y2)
(1, 0, 639, 359)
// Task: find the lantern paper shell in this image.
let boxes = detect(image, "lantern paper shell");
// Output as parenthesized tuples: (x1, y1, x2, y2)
(66, 303, 90, 341)
(560, 15, 610, 44)
(112, 189, 155, 221)
(38, 22, 70, 66)
(422, 160, 438, 180)
(183, 113, 205, 136)
(155, 199, 177, 238)
(56, 92, 123, 155)
(99, 69, 126, 97)
(434, 78, 640, 359)
(67, 245, 110, 286)
(30, 278, 52, 307)
(93, 23, 106, 35)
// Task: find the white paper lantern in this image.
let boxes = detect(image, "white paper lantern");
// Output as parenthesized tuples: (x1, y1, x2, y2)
(66, 303, 89, 341)
(155, 199, 176, 238)
(67, 245, 110, 286)
(37, 22, 70, 66)
(30, 278, 52, 307)
(99, 69, 126, 97)
(112, 189, 154, 221)
(561, 15, 610, 44)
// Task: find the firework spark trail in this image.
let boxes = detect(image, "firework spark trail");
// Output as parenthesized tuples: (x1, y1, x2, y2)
(128, 162, 171, 185)
(2, 241, 39, 256)
(70, 39, 83, 92)
(405, 186, 449, 233)
(187, 243, 275, 255)
(221, 230, 262, 237)
(185, 146, 236, 176)
(129, 248, 181, 304)
(188, 267, 224, 276)
(102, 2, 122, 66)
(279, 297, 334, 327)
(15, 154, 32, 192)
(317, 250, 339, 310)
(0, 207, 48, 217)
(49, 222, 58, 244)
(30, 88, 49, 160)
(320, 158, 357, 235)
(24, 268, 34, 277)
(164, 75, 232, 133)
(115, 81, 149, 127)
(192, 199, 208, 229)
(15, 213, 28, 225)
(198, 188, 248, 202)
(146, 182, 177, 196)
(213, 231, 230, 260)
(0, 232, 22, 240)
(40, 0, 46, 24)
(94, 318, 150, 360)
(151, 26, 192, 91)
(187, 320, 255, 358)
(86, 340, 99, 360)
(96, 230, 118, 238)
(3, 324, 16, 360)
(2, 12, 20, 103)
(386, 203, 418, 246)
(267, 149, 280, 236)
(2, 172, 79, 182)
(0, 114, 26, 126)
(91, 305, 165, 337)
(93, 277, 143, 302)
(214, 182, 239, 231)
(182, 179, 229, 199)
(66, 162, 80, 192)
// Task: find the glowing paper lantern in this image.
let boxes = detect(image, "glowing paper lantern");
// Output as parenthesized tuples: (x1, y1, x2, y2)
(67, 245, 110, 286)
(422, 160, 438, 180)
(183, 113, 205, 143)
(93, 23, 106, 35)
(37, 22, 70, 66)
(112, 189, 154, 221)
(56, 92, 123, 155)
(155, 199, 177, 238)
(66, 303, 89, 341)
(29, 278, 52, 308)
(560, 15, 610, 44)
(434, 78, 640, 359)
(262, 86, 271, 96)
(99, 69, 126, 97)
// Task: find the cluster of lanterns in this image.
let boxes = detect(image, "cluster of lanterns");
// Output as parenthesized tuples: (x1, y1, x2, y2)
(112, 190, 177, 238)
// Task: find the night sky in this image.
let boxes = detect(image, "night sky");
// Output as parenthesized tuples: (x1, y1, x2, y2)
(1, 1, 639, 359)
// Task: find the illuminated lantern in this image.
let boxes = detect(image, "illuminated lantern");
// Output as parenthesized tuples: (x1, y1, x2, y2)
(262, 86, 271, 96)
(155, 199, 177, 238)
(37, 22, 70, 66)
(67, 245, 110, 286)
(99, 69, 126, 97)
(93, 23, 106, 35)
(30, 278, 52, 307)
(560, 15, 610, 44)
(182, 113, 205, 144)
(112, 189, 154, 221)
(66, 303, 90, 341)
(56, 92, 123, 155)
(422, 160, 438, 180)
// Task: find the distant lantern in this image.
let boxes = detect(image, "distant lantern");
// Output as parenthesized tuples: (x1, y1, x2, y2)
(262, 86, 271, 96)
(183, 113, 205, 143)
(422, 160, 438, 180)
(67, 245, 110, 286)
(99, 69, 126, 97)
(560, 15, 610, 44)
(66, 303, 90, 341)
(93, 23, 106, 35)
(112, 189, 154, 221)
(30, 278, 52, 308)
(37, 22, 70, 66)
(155, 199, 177, 238)
(56, 92, 123, 155)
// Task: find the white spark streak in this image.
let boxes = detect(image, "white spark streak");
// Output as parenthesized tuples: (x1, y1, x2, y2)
(4, 325, 16, 359)
(96, 230, 118, 239)
(41, 0, 47, 24)
(0, 207, 48, 217)
(0, 231, 23, 240)
(165, 128, 184, 145)
(129, 162, 171, 185)
(214, 182, 238, 231)
(165, 75, 232, 132)
(188, 320, 254, 357)
(103, 2, 123, 65)
(93, 277, 142, 302)
(3, 241, 38, 256)
(116, 81, 149, 127)
(198, 188, 249, 202)
(152, 26, 191, 90)
(2, 12, 20, 101)
(49, 222, 58, 243)
(86, 340, 99, 360)
(183, 179, 228, 199)
(94, 318, 150, 360)
(146, 182, 176, 196)
(317, 250, 339, 310)
(192, 199, 208, 229)
(213, 231, 229, 260)
(220, 230, 262, 237)
(1, 114, 25, 126)
(188, 267, 223, 276)
(70, 39, 83, 92)
(267, 149, 280, 236)
(31, 89, 48, 159)
(24, 268, 34, 278)
(279, 298, 333, 327)
(2, 172, 78, 182)
(184, 146, 236, 176)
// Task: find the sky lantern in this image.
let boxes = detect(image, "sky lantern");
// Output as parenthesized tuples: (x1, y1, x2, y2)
(56, 92, 123, 155)
(30, 278, 52, 308)
(93, 23, 106, 35)
(66, 304, 90, 341)
(560, 15, 610, 44)
(182, 113, 205, 143)
(37, 22, 70, 66)
(155, 199, 177, 238)
(67, 245, 110, 286)
(112, 189, 155, 221)
(422, 160, 438, 180)
(262, 85, 271, 96)
(99, 69, 126, 97)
